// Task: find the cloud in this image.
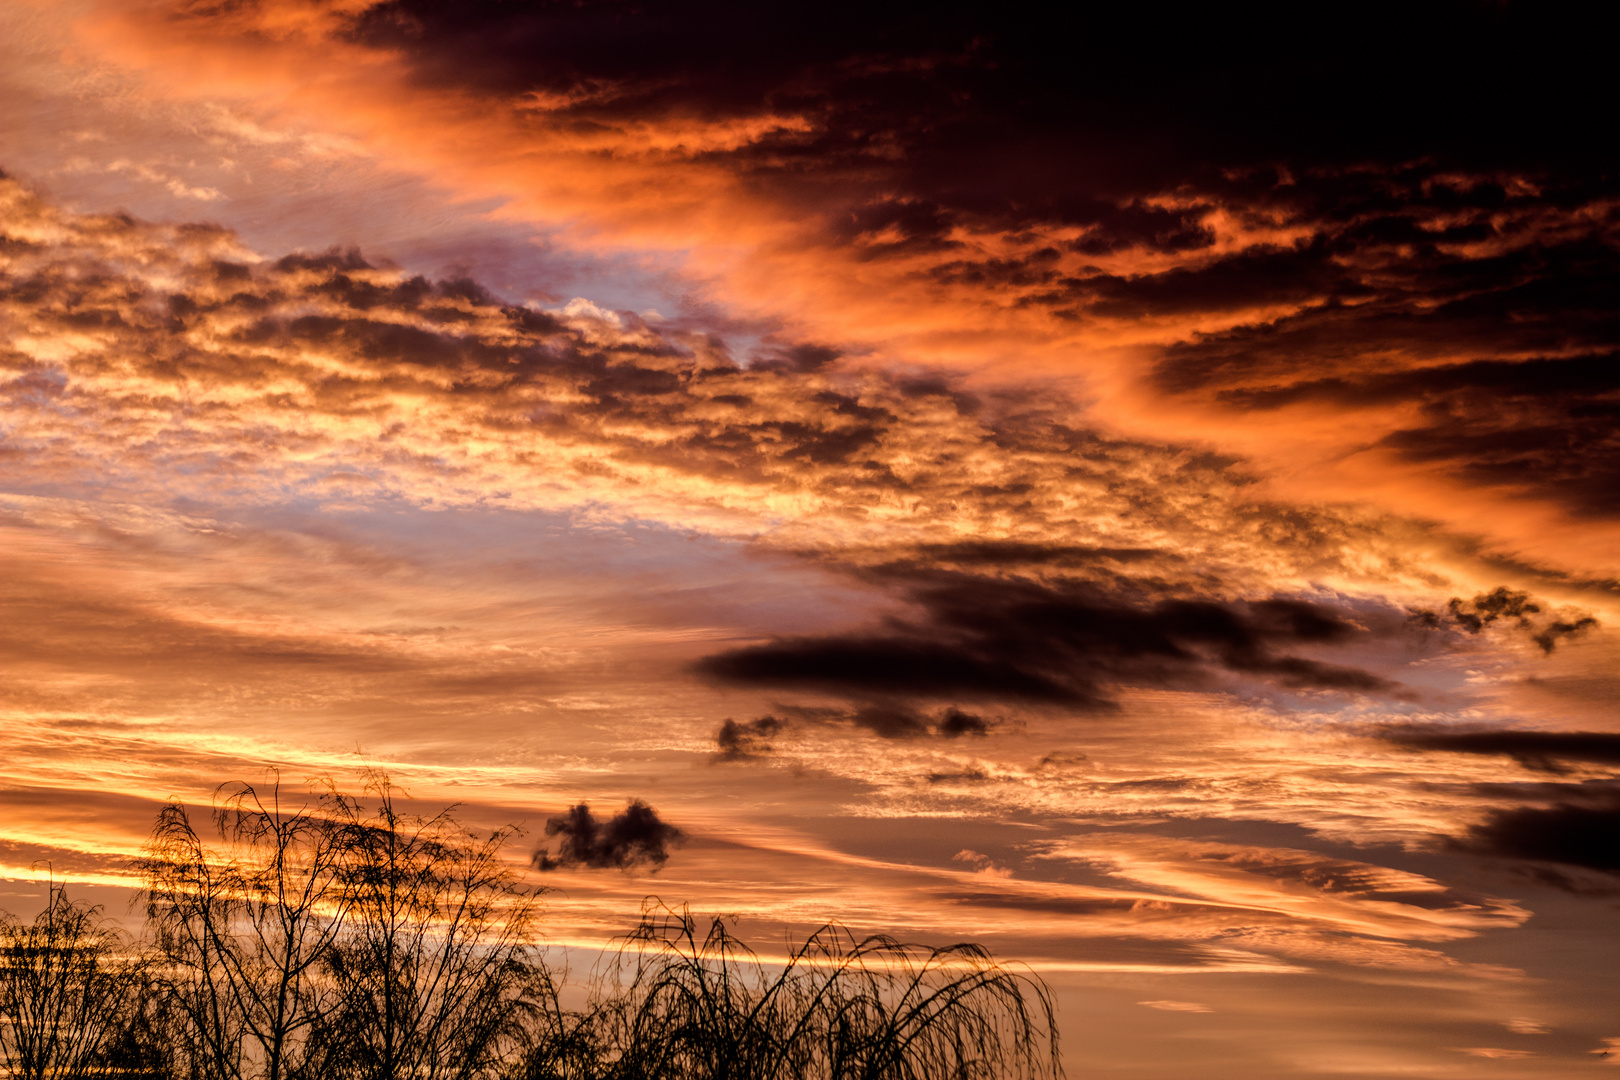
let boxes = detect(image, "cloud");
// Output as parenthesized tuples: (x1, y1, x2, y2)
(1461, 789, 1620, 877)
(1038, 833, 1528, 946)
(1451, 1048, 1532, 1060)
(533, 800, 684, 872)
(950, 849, 1010, 876)
(72, 0, 1620, 586)
(713, 715, 786, 759)
(1137, 1000, 1212, 1014)
(937, 707, 989, 738)
(342, 0, 1615, 205)
(695, 573, 1397, 709)
(1409, 587, 1598, 654)
(1504, 1018, 1548, 1035)
(714, 704, 991, 754)
(1381, 728, 1620, 773)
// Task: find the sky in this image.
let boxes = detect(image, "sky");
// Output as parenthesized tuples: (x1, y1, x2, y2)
(2, 0, 1619, 1074)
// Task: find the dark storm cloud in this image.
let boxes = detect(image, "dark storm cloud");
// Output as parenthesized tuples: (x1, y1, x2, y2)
(533, 801, 684, 872)
(695, 573, 1394, 709)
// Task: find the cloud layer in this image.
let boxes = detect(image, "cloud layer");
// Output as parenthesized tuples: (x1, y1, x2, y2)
(5, 3, 1620, 1071)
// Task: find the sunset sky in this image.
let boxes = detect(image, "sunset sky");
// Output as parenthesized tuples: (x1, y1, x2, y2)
(3, 1, 1619, 1075)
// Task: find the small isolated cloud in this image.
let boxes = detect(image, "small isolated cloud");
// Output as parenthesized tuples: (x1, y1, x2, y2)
(1452, 1047, 1532, 1060)
(1138, 1000, 1213, 1013)
(937, 707, 990, 738)
(1593, 1037, 1620, 1063)
(714, 715, 787, 760)
(952, 849, 1011, 877)
(1504, 1018, 1548, 1035)
(533, 800, 683, 872)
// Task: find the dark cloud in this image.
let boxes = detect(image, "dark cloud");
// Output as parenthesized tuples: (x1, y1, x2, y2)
(1445, 588, 1542, 634)
(697, 633, 1095, 706)
(1383, 728, 1620, 774)
(347, 1, 1619, 211)
(714, 705, 990, 754)
(937, 707, 989, 738)
(713, 715, 786, 760)
(695, 573, 1395, 709)
(1461, 788, 1620, 878)
(1080, 240, 1361, 319)
(1151, 224, 1620, 518)
(533, 800, 684, 872)
(748, 342, 842, 373)
(1410, 588, 1598, 653)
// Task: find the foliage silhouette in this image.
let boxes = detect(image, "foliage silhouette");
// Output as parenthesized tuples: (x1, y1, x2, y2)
(312, 771, 559, 1080)
(575, 901, 1061, 1080)
(0, 880, 144, 1079)
(139, 780, 354, 1080)
(2, 773, 1061, 1080)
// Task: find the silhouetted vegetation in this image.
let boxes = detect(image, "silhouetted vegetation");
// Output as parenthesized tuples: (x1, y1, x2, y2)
(0, 882, 146, 1079)
(0, 774, 1060, 1079)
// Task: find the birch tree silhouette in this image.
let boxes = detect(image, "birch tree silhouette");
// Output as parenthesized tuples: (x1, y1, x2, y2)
(139, 781, 351, 1080)
(312, 771, 559, 1080)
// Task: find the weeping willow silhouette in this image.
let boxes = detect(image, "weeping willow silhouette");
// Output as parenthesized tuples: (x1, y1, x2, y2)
(1, 774, 1061, 1080)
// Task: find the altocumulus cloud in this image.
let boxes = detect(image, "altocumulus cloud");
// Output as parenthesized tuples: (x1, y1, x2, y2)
(1, 173, 1600, 757)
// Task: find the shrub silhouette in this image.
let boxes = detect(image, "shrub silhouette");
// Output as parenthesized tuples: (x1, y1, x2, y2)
(1, 773, 1061, 1080)
(569, 901, 1061, 1080)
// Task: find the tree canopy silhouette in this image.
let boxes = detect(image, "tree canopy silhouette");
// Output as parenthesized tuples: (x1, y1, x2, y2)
(0, 772, 1061, 1080)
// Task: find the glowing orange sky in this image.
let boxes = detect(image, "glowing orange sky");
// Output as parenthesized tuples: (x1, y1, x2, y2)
(3, 1, 1619, 1075)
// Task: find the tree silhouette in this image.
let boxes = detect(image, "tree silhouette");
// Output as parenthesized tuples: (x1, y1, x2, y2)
(139, 780, 352, 1080)
(5, 773, 1059, 1080)
(0, 880, 143, 1080)
(312, 771, 558, 1080)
